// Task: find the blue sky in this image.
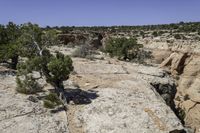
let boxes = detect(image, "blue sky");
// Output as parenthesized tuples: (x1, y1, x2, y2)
(0, 0, 200, 26)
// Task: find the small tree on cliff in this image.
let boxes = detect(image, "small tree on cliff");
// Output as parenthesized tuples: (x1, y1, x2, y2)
(16, 23, 73, 107)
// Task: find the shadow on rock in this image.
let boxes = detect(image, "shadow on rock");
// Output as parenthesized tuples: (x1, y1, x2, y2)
(64, 89, 99, 105)
(50, 106, 66, 114)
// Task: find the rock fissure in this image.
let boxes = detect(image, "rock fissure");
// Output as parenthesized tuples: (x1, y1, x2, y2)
(0, 109, 46, 122)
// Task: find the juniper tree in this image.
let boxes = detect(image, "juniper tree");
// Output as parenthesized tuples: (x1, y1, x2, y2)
(17, 23, 73, 107)
(105, 37, 143, 61)
(0, 22, 21, 69)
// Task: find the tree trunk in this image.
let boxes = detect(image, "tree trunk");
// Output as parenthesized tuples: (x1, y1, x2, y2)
(11, 55, 18, 70)
(54, 81, 68, 110)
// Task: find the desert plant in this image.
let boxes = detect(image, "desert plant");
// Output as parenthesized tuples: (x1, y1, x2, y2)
(152, 31, 158, 37)
(105, 37, 143, 61)
(132, 49, 152, 64)
(174, 34, 182, 39)
(16, 23, 73, 108)
(0, 22, 21, 69)
(16, 75, 42, 94)
(43, 100, 56, 109)
(198, 30, 200, 35)
(72, 45, 92, 58)
(43, 93, 62, 109)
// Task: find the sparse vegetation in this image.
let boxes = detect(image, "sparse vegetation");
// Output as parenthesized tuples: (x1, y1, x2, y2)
(104, 37, 143, 61)
(43, 93, 62, 109)
(72, 45, 92, 58)
(52, 22, 200, 34)
(0, 22, 21, 69)
(10, 23, 74, 109)
(16, 75, 42, 94)
(198, 30, 200, 35)
(174, 34, 182, 39)
(152, 31, 158, 37)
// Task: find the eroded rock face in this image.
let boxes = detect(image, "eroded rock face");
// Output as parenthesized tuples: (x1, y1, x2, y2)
(177, 55, 200, 131)
(160, 52, 188, 75)
(160, 53, 200, 131)
(148, 37, 200, 132)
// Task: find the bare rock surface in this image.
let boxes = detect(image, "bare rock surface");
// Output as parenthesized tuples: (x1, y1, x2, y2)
(0, 75, 69, 133)
(68, 58, 185, 133)
(0, 56, 185, 133)
(74, 85, 183, 133)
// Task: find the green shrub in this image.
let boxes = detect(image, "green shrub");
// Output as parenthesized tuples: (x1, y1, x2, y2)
(105, 37, 143, 61)
(152, 31, 158, 37)
(43, 100, 56, 109)
(174, 34, 182, 39)
(43, 93, 62, 109)
(16, 75, 42, 94)
(132, 49, 152, 64)
(72, 45, 93, 58)
(158, 31, 164, 36)
(198, 30, 200, 35)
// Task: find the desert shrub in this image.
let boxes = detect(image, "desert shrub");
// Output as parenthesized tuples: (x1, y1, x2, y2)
(139, 31, 145, 38)
(104, 37, 143, 61)
(198, 30, 200, 35)
(152, 31, 158, 37)
(72, 45, 93, 58)
(43, 100, 56, 109)
(132, 49, 152, 64)
(0, 22, 21, 69)
(43, 93, 62, 109)
(194, 36, 200, 41)
(158, 31, 164, 36)
(174, 34, 182, 39)
(16, 23, 73, 108)
(16, 75, 42, 94)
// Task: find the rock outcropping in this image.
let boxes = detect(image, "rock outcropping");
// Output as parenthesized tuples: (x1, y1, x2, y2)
(142, 37, 200, 132)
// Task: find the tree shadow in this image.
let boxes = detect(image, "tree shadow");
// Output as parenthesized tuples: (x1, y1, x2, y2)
(45, 88, 99, 114)
(33, 88, 99, 113)
(47, 88, 99, 105)
(50, 106, 66, 114)
(64, 88, 99, 105)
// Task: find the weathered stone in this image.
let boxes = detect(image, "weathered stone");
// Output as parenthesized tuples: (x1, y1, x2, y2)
(69, 58, 185, 133)
(0, 76, 69, 133)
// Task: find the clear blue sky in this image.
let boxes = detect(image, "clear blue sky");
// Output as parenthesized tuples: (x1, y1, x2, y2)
(0, 0, 200, 26)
